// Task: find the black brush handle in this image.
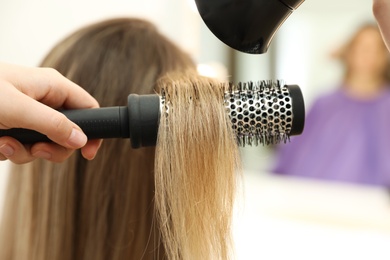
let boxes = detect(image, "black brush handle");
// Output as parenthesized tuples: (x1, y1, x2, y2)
(0, 107, 129, 144)
(0, 94, 160, 148)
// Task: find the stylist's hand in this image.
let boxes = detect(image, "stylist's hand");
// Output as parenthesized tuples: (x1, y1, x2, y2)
(374, 0, 390, 51)
(0, 63, 102, 163)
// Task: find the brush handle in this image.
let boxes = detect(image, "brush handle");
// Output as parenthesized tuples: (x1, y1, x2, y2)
(0, 107, 129, 144)
(0, 94, 161, 148)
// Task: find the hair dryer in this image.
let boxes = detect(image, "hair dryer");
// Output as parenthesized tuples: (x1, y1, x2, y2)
(195, 0, 305, 54)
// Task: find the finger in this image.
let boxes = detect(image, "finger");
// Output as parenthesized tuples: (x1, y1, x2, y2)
(29, 67, 99, 109)
(30, 143, 74, 163)
(0, 137, 35, 164)
(0, 137, 75, 164)
(0, 153, 7, 161)
(1, 65, 99, 110)
(81, 139, 103, 160)
(0, 82, 87, 149)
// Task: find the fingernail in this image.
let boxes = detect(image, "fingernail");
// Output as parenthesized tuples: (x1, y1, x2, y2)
(33, 151, 52, 160)
(0, 144, 14, 157)
(67, 129, 87, 148)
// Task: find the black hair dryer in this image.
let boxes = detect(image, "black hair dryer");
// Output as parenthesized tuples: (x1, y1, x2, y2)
(195, 0, 305, 54)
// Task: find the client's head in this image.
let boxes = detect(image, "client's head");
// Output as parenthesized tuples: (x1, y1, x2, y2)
(43, 18, 195, 101)
(337, 23, 390, 98)
(0, 18, 240, 260)
(1, 18, 194, 260)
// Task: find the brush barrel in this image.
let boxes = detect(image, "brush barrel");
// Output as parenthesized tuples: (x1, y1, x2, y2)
(225, 83, 305, 146)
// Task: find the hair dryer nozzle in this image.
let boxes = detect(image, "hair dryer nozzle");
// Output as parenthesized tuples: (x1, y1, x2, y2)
(195, 0, 304, 54)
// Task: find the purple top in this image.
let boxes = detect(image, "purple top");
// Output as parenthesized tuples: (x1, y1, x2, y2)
(273, 86, 390, 186)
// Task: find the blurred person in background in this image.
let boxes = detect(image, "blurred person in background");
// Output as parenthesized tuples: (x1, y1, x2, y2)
(273, 23, 390, 186)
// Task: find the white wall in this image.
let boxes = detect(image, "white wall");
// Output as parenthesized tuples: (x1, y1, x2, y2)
(0, 0, 201, 66)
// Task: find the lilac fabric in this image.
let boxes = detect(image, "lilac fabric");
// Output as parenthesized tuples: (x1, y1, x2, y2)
(273, 86, 390, 186)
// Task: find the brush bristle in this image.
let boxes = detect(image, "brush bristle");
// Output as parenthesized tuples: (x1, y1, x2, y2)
(224, 80, 293, 146)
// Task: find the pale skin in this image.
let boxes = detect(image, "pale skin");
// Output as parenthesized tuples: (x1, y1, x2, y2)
(0, 63, 102, 164)
(373, 0, 390, 51)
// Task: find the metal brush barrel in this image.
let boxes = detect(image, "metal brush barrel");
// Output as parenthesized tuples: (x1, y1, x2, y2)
(224, 82, 305, 146)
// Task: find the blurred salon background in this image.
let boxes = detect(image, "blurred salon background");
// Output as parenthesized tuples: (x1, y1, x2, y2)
(1, 0, 390, 259)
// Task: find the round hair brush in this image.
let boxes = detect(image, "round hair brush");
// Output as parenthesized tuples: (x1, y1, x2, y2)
(0, 81, 304, 148)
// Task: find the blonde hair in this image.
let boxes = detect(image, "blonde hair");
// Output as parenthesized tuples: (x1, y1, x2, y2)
(155, 73, 240, 259)
(0, 18, 240, 260)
